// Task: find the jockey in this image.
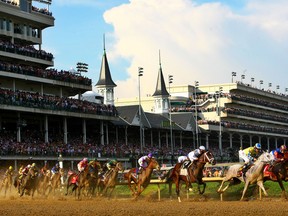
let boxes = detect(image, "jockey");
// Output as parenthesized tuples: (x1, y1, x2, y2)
(178, 155, 188, 163)
(186, 146, 206, 168)
(40, 163, 49, 176)
(270, 145, 287, 162)
(19, 164, 31, 180)
(5, 166, 13, 177)
(88, 158, 99, 177)
(138, 153, 153, 173)
(50, 163, 60, 180)
(102, 159, 117, 177)
(77, 158, 88, 173)
(238, 143, 262, 175)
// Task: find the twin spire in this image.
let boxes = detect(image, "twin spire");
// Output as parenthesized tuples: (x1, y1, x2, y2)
(152, 50, 169, 97)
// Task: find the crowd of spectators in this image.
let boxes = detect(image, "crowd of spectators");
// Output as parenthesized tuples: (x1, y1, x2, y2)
(0, 40, 53, 61)
(0, 61, 92, 85)
(0, 0, 17, 6)
(0, 88, 118, 116)
(0, 129, 239, 163)
(32, 6, 52, 16)
(197, 119, 288, 135)
(223, 107, 288, 124)
(1, 0, 52, 17)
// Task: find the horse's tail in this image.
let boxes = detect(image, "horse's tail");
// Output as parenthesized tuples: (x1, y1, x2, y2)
(165, 168, 174, 183)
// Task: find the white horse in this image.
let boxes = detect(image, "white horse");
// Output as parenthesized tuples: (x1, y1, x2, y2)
(217, 151, 273, 201)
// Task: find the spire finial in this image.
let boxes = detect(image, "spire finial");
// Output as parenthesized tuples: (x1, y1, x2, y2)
(159, 49, 161, 67)
(103, 34, 106, 51)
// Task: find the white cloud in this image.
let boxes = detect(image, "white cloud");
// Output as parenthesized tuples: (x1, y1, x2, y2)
(103, 0, 288, 98)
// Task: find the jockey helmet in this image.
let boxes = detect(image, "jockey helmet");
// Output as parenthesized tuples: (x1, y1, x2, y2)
(199, 146, 206, 151)
(31, 163, 36, 167)
(27, 165, 31, 168)
(9, 166, 13, 170)
(56, 163, 59, 167)
(280, 145, 287, 152)
(148, 153, 153, 158)
(255, 143, 261, 150)
(83, 158, 88, 162)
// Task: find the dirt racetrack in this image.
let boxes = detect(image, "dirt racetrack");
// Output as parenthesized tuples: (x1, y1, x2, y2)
(0, 195, 287, 216)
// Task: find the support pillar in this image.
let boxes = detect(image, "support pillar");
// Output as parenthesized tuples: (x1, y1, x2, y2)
(205, 134, 209, 150)
(82, 119, 86, 144)
(44, 115, 48, 143)
(100, 121, 104, 145)
(63, 117, 67, 144)
(229, 133, 233, 148)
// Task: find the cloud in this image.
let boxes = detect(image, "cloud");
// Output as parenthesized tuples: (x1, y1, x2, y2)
(103, 0, 288, 99)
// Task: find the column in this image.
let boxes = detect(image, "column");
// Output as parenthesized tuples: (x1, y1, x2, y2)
(100, 121, 104, 145)
(258, 136, 261, 144)
(40, 83, 44, 96)
(205, 134, 209, 150)
(17, 113, 21, 142)
(249, 135, 253, 147)
(229, 133, 233, 148)
(44, 115, 48, 143)
(105, 123, 109, 145)
(63, 117, 67, 144)
(218, 132, 222, 155)
(82, 119, 86, 144)
(267, 137, 270, 152)
(166, 131, 169, 148)
(240, 134, 243, 149)
(275, 138, 278, 149)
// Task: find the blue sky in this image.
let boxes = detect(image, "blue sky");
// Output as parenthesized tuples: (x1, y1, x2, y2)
(35, 0, 288, 98)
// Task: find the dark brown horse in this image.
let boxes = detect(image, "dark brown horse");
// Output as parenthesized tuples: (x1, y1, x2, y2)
(84, 161, 101, 197)
(97, 162, 123, 198)
(19, 167, 39, 198)
(124, 158, 160, 198)
(37, 170, 51, 196)
(168, 150, 216, 202)
(263, 156, 288, 199)
(65, 166, 89, 199)
(0, 172, 13, 197)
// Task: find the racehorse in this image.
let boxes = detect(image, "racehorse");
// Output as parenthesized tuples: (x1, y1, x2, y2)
(217, 151, 273, 201)
(0, 172, 13, 197)
(83, 161, 101, 197)
(65, 166, 89, 200)
(124, 158, 160, 199)
(263, 154, 288, 199)
(97, 162, 123, 198)
(19, 167, 39, 198)
(167, 150, 216, 202)
(48, 168, 64, 197)
(37, 170, 51, 196)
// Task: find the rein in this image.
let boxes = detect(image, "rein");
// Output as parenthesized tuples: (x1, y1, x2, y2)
(203, 151, 215, 164)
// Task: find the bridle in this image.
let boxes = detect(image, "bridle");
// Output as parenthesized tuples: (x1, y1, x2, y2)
(203, 151, 215, 164)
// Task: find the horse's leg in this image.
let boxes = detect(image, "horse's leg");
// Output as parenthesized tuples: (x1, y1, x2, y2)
(198, 182, 206, 194)
(257, 181, 268, 197)
(175, 176, 181, 202)
(276, 176, 286, 199)
(240, 181, 250, 201)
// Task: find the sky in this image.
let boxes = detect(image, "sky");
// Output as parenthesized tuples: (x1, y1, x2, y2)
(35, 0, 288, 99)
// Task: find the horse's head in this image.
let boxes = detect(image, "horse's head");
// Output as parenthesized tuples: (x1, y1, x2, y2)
(149, 158, 160, 171)
(115, 162, 124, 172)
(202, 151, 216, 165)
(258, 152, 274, 164)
